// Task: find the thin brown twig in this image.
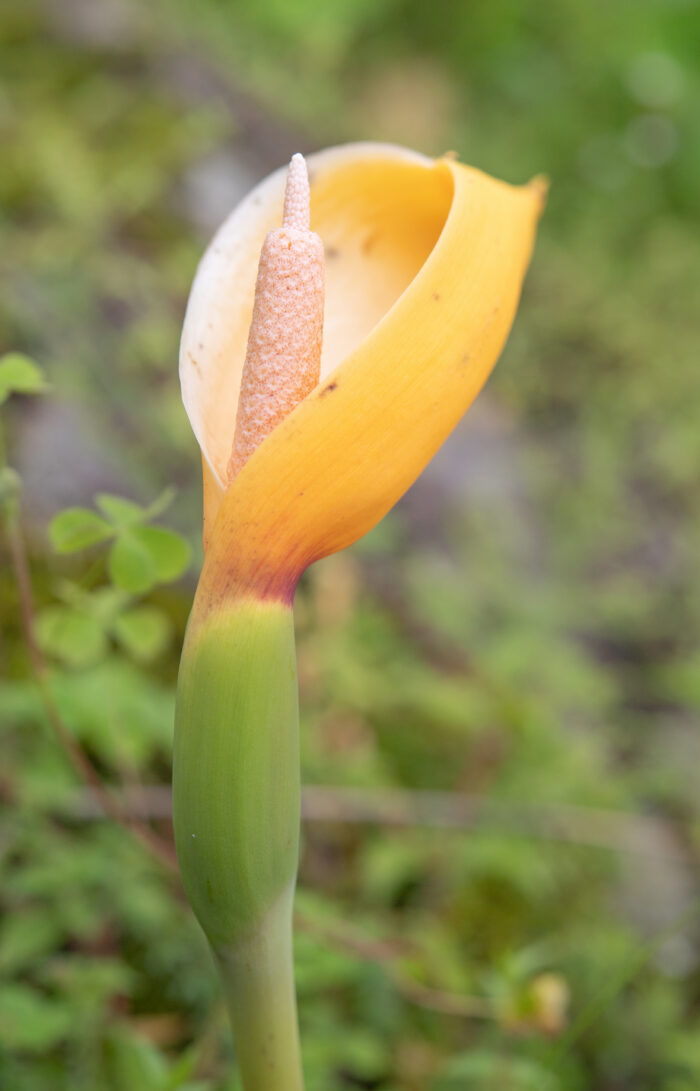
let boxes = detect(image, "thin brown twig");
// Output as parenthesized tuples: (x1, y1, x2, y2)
(66, 783, 689, 862)
(294, 908, 494, 1021)
(301, 786, 688, 862)
(390, 975, 493, 1019)
(295, 908, 406, 964)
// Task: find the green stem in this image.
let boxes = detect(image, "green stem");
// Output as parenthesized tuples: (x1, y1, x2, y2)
(218, 883, 303, 1091)
(173, 595, 303, 1089)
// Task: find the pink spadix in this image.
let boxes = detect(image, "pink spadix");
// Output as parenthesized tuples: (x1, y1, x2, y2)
(227, 154, 325, 482)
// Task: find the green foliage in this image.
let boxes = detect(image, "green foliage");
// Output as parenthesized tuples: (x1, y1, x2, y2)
(113, 606, 172, 662)
(1, 0, 699, 1088)
(109, 526, 191, 594)
(38, 494, 188, 671)
(434, 1052, 561, 1091)
(50, 509, 114, 553)
(34, 583, 171, 670)
(0, 984, 75, 1052)
(36, 604, 108, 668)
(49, 492, 191, 595)
(0, 353, 48, 404)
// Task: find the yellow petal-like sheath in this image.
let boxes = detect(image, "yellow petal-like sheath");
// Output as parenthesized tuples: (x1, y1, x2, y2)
(181, 145, 545, 610)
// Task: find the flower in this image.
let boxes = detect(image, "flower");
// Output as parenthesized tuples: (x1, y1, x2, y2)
(180, 142, 545, 607)
(174, 143, 545, 1090)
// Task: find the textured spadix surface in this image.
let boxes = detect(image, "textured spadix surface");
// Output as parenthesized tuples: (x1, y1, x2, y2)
(180, 142, 545, 604)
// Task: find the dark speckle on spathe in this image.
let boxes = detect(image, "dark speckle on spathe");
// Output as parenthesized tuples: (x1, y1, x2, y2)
(433, 292, 441, 301)
(320, 382, 338, 397)
(325, 246, 340, 260)
(362, 230, 379, 254)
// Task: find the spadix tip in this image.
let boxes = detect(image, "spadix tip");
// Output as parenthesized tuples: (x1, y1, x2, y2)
(283, 153, 310, 231)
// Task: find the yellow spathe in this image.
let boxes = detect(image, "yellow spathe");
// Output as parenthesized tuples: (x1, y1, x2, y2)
(180, 143, 545, 606)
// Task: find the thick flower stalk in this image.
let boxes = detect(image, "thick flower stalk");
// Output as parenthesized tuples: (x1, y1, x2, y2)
(174, 143, 545, 1090)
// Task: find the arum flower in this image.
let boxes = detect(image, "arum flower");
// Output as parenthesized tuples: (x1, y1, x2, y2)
(174, 143, 545, 1091)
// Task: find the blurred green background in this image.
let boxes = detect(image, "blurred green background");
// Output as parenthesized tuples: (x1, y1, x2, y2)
(1, 0, 699, 1088)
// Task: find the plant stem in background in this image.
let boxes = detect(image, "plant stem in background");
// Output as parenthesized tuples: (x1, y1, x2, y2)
(0, 425, 177, 873)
